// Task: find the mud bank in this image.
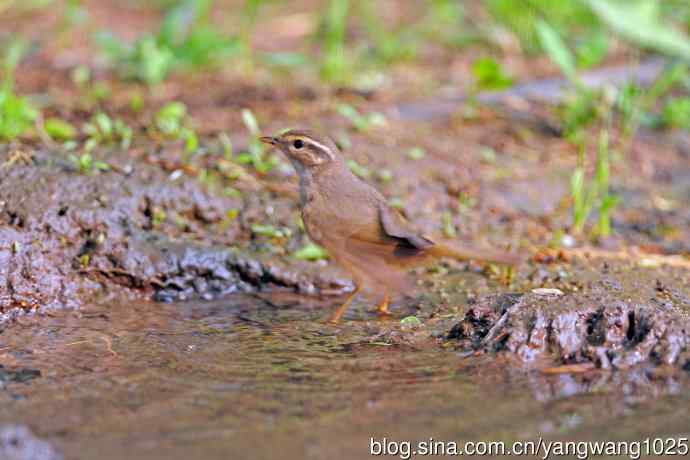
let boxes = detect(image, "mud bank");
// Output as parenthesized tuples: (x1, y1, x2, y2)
(0, 145, 347, 323)
(447, 278, 690, 370)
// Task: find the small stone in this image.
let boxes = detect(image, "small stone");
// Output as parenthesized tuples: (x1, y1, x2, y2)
(531, 288, 564, 296)
(560, 234, 576, 248)
(639, 258, 660, 268)
(0, 424, 63, 460)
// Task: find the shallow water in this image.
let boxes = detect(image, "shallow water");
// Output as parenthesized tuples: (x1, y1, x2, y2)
(1, 294, 689, 460)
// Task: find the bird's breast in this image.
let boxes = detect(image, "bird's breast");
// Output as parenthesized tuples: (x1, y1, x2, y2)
(300, 169, 382, 249)
(301, 201, 326, 245)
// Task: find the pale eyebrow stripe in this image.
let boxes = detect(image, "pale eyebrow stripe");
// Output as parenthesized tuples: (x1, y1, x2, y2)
(306, 139, 333, 157)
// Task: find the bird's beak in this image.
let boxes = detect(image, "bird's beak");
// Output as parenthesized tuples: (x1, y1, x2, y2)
(260, 136, 278, 146)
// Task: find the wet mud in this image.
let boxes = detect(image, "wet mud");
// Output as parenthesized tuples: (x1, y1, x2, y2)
(444, 253, 690, 368)
(447, 290, 690, 369)
(0, 145, 348, 324)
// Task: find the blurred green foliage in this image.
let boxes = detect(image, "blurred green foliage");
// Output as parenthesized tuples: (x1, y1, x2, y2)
(9, 0, 689, 94)
(319, 0, 350, 82)
(570, 128, 619, 237)
(44, 117, 77, 141)
(337, 104, 386, 131)
(0, 40, 37, 141)
(70, 152, 110, 174)
(471, 57, 514, 90)
(96, 0, 240, 84)
(293, 242, 329, 261)
(486, 0, 599, 53)
(154, 102, 199, 153)
(83, 112, 133, 150)
(585, 0, 690, 60)
(661, 97, 690, 128)
(235, 109, 279, 174)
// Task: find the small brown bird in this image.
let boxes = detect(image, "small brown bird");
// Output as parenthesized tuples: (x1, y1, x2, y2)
(261, 129, 521, 322)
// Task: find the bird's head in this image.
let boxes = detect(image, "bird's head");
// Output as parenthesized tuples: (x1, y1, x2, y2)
(260, 129, 339, 173)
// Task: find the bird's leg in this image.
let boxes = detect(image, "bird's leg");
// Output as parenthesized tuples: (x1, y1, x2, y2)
(330, 281, 362, 324)
(376, 289, 391, 316)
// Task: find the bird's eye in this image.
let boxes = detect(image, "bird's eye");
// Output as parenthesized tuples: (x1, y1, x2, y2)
(293, 139, 304, 149)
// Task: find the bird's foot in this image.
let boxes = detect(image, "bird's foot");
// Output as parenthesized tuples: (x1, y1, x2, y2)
(376, 297, 391, 317)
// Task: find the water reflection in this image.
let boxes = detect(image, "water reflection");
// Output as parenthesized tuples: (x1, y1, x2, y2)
(0, 295, 688, 460)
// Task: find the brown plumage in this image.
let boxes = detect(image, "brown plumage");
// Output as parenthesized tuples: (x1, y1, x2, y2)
(261, 129, 521, 322)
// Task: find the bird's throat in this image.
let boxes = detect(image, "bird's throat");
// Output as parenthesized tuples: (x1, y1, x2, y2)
(296, 168, 313, 208)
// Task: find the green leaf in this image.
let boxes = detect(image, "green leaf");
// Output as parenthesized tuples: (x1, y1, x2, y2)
(44, 118, 77, 140)
(400, 316, 422, 327)
(94, 161, 111, 172)
(175, 26, 241, 66)
(346, 159, 370, 178)
(377, 168, 393, 182)
(661, 97, 690, 129)
(241, 109, 260, 135)
(0, 89, 38, 141)
(337, 103, 359, 123)
(94, 112, 113, 138)
(251, 224, 290, 238)
(471, 57, 513, 90)
(83, 112, 132, 148)
(441, 211, 456, 238)
(585, 0, 690, 60)
(320, 0, 350, 82)
(294, 242, 330, 261)
(388, 197, 404, 209)
(70, 65, 91, 86)
(600, 194, 620, 213)
(570, 168, 585, 200)
(156, 102, 187, 136)
(135, 37, 175, 85)
(336, 104, 386, 131)
(183, 128, 199, 153)
(575, 31, 609, 69)
(536, 19, 577, 83)
(94, 31, 128, 60)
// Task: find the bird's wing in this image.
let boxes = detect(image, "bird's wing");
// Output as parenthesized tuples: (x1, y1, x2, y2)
(340, 198, 433, 263)
(377, 202, 434, 250)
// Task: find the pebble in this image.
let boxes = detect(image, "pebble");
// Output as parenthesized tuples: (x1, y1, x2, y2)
(531, 288, 564, 297)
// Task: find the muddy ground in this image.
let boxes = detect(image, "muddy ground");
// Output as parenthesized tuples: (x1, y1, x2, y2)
(0, 142, 349, 319)
(2, 69, 689, 368)
(1, 1, 690, 458)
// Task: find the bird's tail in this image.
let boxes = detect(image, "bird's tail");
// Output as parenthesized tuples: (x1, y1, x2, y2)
(429, 242, 524, 265)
